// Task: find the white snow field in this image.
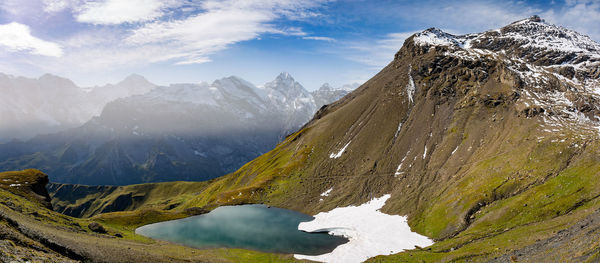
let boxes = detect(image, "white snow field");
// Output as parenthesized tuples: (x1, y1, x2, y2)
(294, 194, 433, 263)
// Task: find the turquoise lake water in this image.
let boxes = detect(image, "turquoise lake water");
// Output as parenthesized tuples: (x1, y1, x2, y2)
(135, 204, 348, 255)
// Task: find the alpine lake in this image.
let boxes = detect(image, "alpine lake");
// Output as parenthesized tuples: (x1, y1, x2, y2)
(136, 204, 348, 255)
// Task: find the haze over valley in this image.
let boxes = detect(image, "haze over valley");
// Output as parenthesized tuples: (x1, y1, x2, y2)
(0, 72, 355, 184)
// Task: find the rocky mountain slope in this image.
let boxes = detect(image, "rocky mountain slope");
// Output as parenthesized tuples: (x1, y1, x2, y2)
(49, 16, 600, 262)
(0, 73, 352, 185)
(0, 74, 156, 142)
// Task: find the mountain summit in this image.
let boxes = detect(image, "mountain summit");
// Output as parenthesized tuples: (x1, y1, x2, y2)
(413, 15, 600, 72)
(408, 16, 600, 133)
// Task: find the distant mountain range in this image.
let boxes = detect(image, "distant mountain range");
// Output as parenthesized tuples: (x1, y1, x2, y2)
(0, 72, 356, 185)
(0, 73, 156, 142)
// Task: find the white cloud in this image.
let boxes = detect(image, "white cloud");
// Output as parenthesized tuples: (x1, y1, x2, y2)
(0, 0, 333, 79)
(71, 0, 330, 26)
(303, 36, 336, 42)
(424, 1, 538, 33)
(42, 0, 79, 13)
(123, 0, 329, 65)
(0, 22, 63, 57)
(542, 0, 600, 41)
(0, 0, 46, 17)
(125, 5, 274, 64)
(75, 0, 176, 24)
(344, 32, 415, 67)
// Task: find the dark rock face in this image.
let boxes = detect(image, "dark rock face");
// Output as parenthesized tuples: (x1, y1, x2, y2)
(184, 207, 209, 216)
(87, 222, 107, 234)
(27, 171, 52, 209)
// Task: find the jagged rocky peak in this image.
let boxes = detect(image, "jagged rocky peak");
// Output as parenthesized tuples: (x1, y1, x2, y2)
(267, 72, 304, 90)
(264, 72, 312, 100)
(410, 16, 600, 69)
(318, 83, 334, 91)
(277, 71, 293, 80)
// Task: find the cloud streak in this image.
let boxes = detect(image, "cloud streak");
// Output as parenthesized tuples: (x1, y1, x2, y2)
(303, 36, 335, 42)
(125, 1, 279, 65)
(75, 0, 178, 24)
(124, 0, 331, 65)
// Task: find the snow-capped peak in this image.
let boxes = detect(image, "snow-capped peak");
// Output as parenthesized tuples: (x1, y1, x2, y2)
(118, 74, 152, 86)
(277, 72, 293, 81)
(262, 72, 316, 133)
(508, 15, 544, 26)
(264, 72, 309, 95)
(413, 28, 462, 47)
(318, 83, 334, 91)
(411, 16, 600, 68)
(407, 16, 600, 146)
(268, 72, 303, 92)
(496, 16, 600, 54)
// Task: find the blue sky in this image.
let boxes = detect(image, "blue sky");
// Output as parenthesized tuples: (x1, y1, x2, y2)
(0, 0, 598, 90)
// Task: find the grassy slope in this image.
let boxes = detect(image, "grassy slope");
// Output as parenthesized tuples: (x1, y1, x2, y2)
(48, 180, 210, 218)
(0, 170, 303, 263)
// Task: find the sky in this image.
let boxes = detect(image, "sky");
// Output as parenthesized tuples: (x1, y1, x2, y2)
(0, 0, 599, 90)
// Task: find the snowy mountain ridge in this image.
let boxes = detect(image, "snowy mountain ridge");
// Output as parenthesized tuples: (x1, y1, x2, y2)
(411, 15, 600, 138)
(414, 16, 600, 64)
(0, 71, 357, 142)
(104, 73, 357, 140)
(0, 73, 156, 141)
(0, 72, 357, 185)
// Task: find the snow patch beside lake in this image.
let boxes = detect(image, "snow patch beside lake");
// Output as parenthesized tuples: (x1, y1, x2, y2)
(295, 194, 433, 263)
